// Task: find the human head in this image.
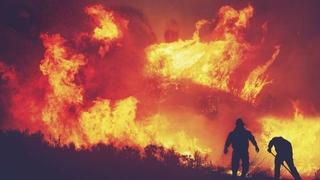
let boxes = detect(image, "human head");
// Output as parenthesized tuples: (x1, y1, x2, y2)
(235, 118, 245, 127)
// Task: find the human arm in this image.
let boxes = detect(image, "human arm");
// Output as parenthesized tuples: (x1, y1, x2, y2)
(267, 138, 275, 153)
(224, 133, 232, 154)
(248, 132, 259, 152)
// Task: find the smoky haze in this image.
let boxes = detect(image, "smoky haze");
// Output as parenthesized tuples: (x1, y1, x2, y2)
(0, 0, 320, 175)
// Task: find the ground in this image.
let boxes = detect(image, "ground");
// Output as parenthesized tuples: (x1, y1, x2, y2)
(0, 131, 276, 180)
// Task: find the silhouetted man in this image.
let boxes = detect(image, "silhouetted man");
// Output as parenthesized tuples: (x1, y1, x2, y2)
(224, 118, 259, 177)
(268, 137, 301, 180)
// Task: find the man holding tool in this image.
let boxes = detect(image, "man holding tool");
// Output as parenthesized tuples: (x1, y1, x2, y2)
(268, 136, 301, 180)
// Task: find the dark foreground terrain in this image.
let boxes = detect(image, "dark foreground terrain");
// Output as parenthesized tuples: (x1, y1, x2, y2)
(0, 131, 275, 180)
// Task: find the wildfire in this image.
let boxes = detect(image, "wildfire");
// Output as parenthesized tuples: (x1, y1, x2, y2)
(79, 97, 209, 155)
(240, 46, 280, 103)
(259, 107, 320, 176)
(145, 5, 278, 103)
(39, 33, 85, 146)
(85, 5, 126, 41)
(25, 5, 209, 156)
(1, 2, 318, 178)
(84, 5, 128, 57)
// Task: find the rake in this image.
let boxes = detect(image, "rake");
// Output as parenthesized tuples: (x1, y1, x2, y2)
(269, 152, 293, 176)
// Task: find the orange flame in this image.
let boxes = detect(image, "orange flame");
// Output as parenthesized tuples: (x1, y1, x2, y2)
(3, 3, 317, 177)
(85, 5, 126, 41)
(145, 5, 278, 103)
(259, 106, 320, 176)
(33, 6, 210, 156)
(85, 5, 127, 57)
(39, 33, 85, 146)
(240, 46, 280, 103)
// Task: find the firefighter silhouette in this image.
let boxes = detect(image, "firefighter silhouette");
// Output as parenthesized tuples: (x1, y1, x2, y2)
(224, 118, 259, 177)
(268, 137, 301, 180)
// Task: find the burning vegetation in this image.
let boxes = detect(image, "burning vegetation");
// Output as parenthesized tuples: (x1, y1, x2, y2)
(145, 5, 280, 104)
(0, 1, 319, 179)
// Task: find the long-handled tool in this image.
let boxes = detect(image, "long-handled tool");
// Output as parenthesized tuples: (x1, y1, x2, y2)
(269, 152, 293, 176)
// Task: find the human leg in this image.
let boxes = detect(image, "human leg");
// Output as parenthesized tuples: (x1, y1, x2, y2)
(241, 152, 249, 177)
(274, 155, 282, 180)
(285, 158, 301, 180)
(232, 151, 240, 177)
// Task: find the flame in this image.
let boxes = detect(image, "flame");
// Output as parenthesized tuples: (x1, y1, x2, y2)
(26, 5, 209, 156)
(85, 5, 127, 57)
(79, 97, 210, 155)
(39, 33, 85, 146)
(240, 46, 280, 103)
(145, 5, 278, 103)
(37, 34, 209, 155)
(2, 3, 318, 177)
(215, 5, 253, 35)
(259, 107, 320, 176)
(85, 5, 125, 41)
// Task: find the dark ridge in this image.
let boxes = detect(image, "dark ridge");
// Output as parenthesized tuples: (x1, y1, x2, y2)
(0, 130, 274, 180)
